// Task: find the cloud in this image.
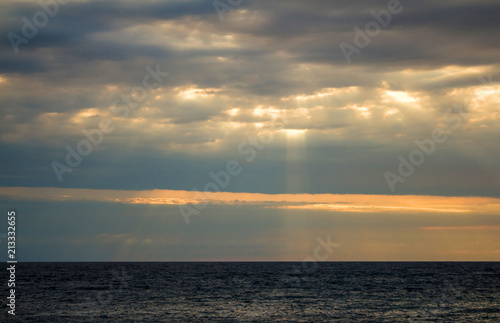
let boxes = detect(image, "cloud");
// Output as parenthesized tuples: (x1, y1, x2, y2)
(1, 186, 499, 215)
(1, 0, 500, 197)
(3, 0, 500, 262)
(421, 225, 500, 231)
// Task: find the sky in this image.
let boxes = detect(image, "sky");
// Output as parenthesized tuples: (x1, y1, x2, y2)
(0, 0, 499, 261)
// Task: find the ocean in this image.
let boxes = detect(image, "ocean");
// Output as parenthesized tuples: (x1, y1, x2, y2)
(2, 262, 500, 322)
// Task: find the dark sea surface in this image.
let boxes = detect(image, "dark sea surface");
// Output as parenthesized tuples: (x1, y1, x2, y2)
(2, 262, 500, 322)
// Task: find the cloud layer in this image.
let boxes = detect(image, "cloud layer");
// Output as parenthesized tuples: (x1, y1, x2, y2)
(1, 0, 499, 261)
(1, 0, 500, 196)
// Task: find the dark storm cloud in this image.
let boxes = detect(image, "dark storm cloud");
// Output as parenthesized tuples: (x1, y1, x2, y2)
(1, 0, 497, 92)
(1, 0, 498, 68)
(1, 0, 499, 196)
(0, 55, 49, 73)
